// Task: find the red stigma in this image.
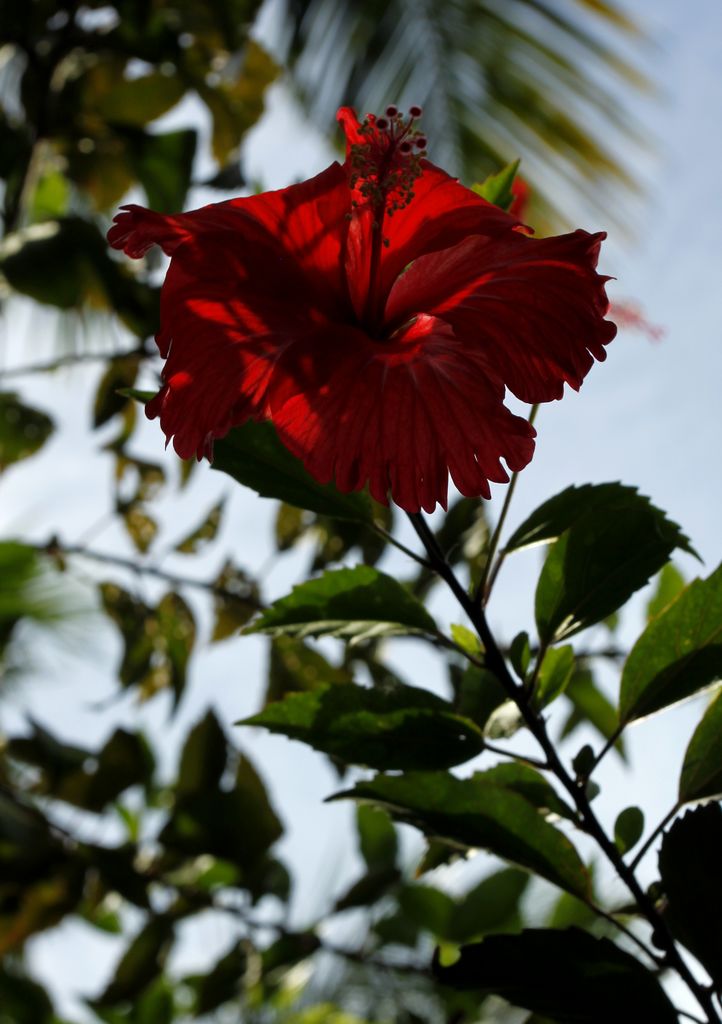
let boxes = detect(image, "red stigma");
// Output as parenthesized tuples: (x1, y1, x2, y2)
(409, 104, 423, 118)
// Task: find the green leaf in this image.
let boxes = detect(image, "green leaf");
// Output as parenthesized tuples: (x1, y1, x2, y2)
(212, 420, 372, 522)
(97, 73, 186, 127)
(93, 917, 174, 1006)
(0, 393, 53, 470)
(156, 592, 196, 708)
(174, 500, 224, 554)
(357, 805, 397, 871)
(614, 807, 644, 854)
(0, 966, 54, 1024)
(432, 928, 677, 1022)
(646, 563, 686, 620)
(679, 689, 722, 803)
(330, 772, 590, 898)
(93, 356, 141, 428)
(246, 565, 436, 641)
(619, 564, 722, 724)
(560, 668, 625, 761)
(128, 128, 197, 213)
(210, 560, 260, 641)
(508, 483, 694, 555)
(264, 635, 351, 704)
(450, 623, 481, 656)
(535, 487, 693, 643)
(184, 940, 248, 1017)
(472, 159, 520, 209)
(398, 884, 455, 939)
(477, 763, 575, 822)
(534, 644, 575, 707)
(242, 682, 484, 770)
(449, 868, 529, 943)
(30, 168, 69, 222)
(659, 804, 722, 986)
(509, 631, 531, 681)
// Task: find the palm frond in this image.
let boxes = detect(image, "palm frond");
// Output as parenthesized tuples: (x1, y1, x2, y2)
(275, 0, 654, 230)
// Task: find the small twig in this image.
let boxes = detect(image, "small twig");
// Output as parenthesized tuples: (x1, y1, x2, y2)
(0, 344, 151, 380)
(371, 522, 432, 570)
(475, 403, 539, 608)
(586, 898, 663, 967)
(629, 803, 681, 871)
(36, 539, 262, 609)
(587, 723, 625, 778)
(482, 739, 549, 771)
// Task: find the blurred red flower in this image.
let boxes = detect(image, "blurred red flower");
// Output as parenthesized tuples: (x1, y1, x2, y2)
(108, 107, 615, 513)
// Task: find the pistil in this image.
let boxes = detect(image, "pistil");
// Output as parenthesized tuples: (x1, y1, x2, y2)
(346, 106, 427, 337)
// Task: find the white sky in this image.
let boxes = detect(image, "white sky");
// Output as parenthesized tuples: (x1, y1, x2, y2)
(1, 0, 721, 1018)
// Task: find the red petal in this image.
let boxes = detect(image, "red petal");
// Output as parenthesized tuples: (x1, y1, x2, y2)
(385, 228, 615, 403)
(109, 164, 353, 318)
(271, 315, 535, 513)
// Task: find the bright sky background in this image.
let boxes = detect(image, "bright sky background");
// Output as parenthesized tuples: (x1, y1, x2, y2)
(1, 0, 721, 1018)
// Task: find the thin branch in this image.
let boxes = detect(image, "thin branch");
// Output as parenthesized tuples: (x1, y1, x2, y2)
(629, 803, 681, 871)
(482, 739, 549, 771)
(371, 522, 433, 570)
(587, 723, 625, 778)
(586, 899, 663, 967)
(35, 540, 262, 610)
(475, 404, 539, 608)
(0, 344, 151, 380)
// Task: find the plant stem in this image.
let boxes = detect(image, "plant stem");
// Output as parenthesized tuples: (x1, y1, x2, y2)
(0, 345, 150, 380)
(35, 539, 262, 609)
(475, 403, 539, 607)
(407, 510, 721, 1024)
(629, 803, 681, 872)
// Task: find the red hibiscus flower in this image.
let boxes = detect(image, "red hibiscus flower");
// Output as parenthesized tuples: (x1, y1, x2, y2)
(108, 106, 615, 513)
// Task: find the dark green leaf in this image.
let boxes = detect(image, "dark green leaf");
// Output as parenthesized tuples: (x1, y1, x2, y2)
(210, 560, 260, 641)
(646, 563, 685, 620)
(176, 711, 228, 797)
(128, 128, 197, 213)
(265, 635, 351, 705)
(184, 940, 248, 1017)
(472, 159, 520, 209)
(242, 682, 484, 770)
(246, 565, 436, 641)
(454, 664, 508, 731)
(477, 763, 575, 821)
(213, 420, 371, 522)
(433, 928, 677, 1022)
(509, 631, 531, 681)
(659, 804, 722, 986)
(507, 483, 659, 553)
(398, 884, 455, 938)
(330, 772, 590, 898)
(156, 592, 196, 708)
(97, 74, 186, 127)
(449, 868, 529, 943)
(334, 865, 401, 912)
(534, 644, 575, 707)
(560, 669, 625, 761)
(93, 356, 141, 428)
(93, 917, 174, 1006)
(0, 966, 54, 1024)
(0, 393, 53, 470)
(535, 488, 693, 643)
(357, 804, 397, 871)
(619, 564, 722, 723)
(679, 689, 722, 803)
(174, 500, 224, 554)
(614, 807, 644, 854)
